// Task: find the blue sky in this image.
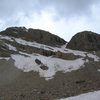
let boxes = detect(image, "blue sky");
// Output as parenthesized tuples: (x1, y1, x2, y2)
(0, 0, 100, 41)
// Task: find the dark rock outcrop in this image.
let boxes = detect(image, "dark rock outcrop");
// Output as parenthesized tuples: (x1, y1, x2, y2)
(67, 31, 100, 51)
(35, 59, 48, 70)
(40, 64, 48, 70)
(35, 59, 42, 65)
(0, 27, 66, 46)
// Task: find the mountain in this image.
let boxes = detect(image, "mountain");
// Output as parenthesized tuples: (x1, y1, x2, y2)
(67, 31, 100, 51)
(0, 27, 100, 100)
(1, 27, 66, 46)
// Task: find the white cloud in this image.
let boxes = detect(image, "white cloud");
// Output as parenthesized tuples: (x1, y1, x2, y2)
(0, 0, 100, 41)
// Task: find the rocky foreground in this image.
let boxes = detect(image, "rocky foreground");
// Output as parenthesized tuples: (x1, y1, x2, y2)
(0, 57, 100, 100)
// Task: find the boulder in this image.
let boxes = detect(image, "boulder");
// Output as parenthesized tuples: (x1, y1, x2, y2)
(40, 64, 48, 70)
(35, 59, 42, 65)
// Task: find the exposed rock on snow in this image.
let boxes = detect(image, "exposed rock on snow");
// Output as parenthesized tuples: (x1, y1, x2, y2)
(40, 64, 48, 70)
(35, 59, 42, 65)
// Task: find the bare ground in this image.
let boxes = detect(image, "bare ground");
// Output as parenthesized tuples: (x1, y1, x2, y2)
(0, 58, 100, 100)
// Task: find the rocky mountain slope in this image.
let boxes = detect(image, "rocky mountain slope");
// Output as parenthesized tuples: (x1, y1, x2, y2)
(0, 27, 100, 100)
(67, 31, 100, 51)
(1, 27, 66, 46)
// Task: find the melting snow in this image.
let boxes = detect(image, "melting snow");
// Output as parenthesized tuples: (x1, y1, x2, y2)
(0, 35, 89, 56)
(0, 57, 10, 61)
(12, 53, 86, 80)
(6, 44, 17, 51)
(0, 34, 99, 61)
(87, 53, 99, 61)
(0, 34, 100, 80)
(59, 90, 100, 100)
(13, 37, 99, 60)
(0, 35, 14, 42)
(98, 69, 100, 72)
(11, 50, 99, 80)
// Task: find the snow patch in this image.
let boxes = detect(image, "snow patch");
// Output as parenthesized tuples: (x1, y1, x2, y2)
(98, 69, 100, 72)
(0, 34, 99, 62)
(11, 53, 86, 80)
(14, 38, 99, 61)
(0, 35, 14, 42)
(59, 90, 100, 100)
(0, 57, 10, 61)
(14, 38, 100, 61)
(6, 44, 17, 51)
(87, 53, 99, 61)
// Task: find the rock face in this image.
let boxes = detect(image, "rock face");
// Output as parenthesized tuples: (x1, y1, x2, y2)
(0, 27, 66, 46)
(0, 27, 80, 60)
(35, 59, 42, 65)
(67, 31, 100, 51)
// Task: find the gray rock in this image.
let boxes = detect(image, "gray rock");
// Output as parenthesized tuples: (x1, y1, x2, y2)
(35, 59, 42, 65)
(40, 64, 48, 70)
(0, 27, 66, 46)
(67, 31, 100, 51)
